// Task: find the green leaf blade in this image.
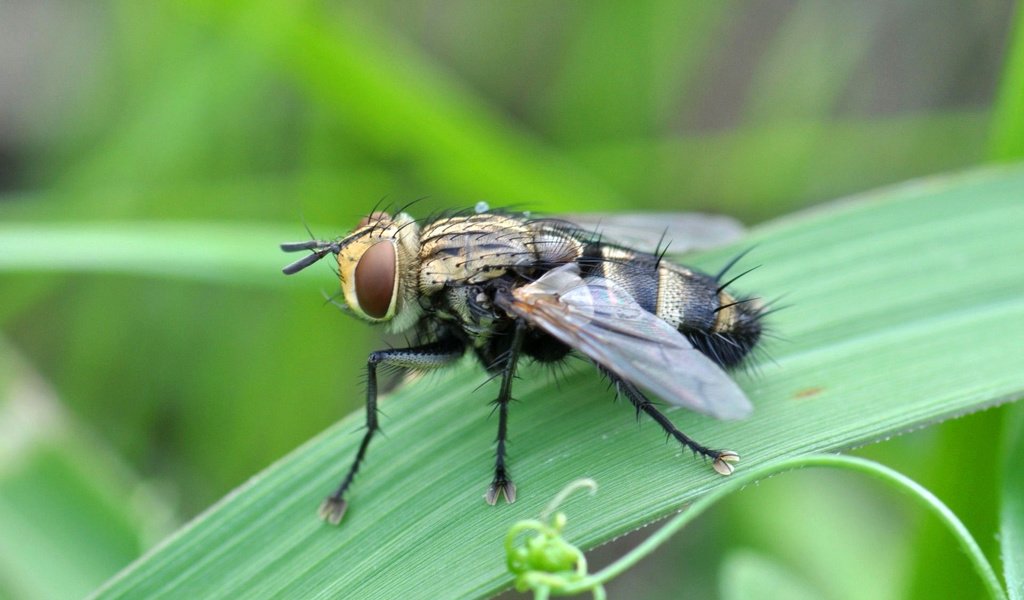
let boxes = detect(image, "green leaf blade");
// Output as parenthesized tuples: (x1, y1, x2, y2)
(92, 166, 1024, 599)
(0, 341, 168, 600)
(990, 4, 1024, 161)
(0, 222, 296, 287)
(720, 550, 823, 600)
(1004, 405, 1024, 600)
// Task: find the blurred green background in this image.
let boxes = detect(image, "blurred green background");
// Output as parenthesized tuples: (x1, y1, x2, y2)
(0, 1, 1022, 599)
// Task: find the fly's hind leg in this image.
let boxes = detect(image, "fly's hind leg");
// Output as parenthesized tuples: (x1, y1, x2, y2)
(320, 339, 465, 525)
(485, 319, 528, 505)
(610, 374, 740, 476)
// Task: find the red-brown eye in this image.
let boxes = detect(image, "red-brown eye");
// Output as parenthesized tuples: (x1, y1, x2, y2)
(354, 242, 396, 318)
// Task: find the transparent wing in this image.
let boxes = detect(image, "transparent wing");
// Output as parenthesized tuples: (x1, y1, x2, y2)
(500, 264, 752, 420)
(556, 212, 745, 255)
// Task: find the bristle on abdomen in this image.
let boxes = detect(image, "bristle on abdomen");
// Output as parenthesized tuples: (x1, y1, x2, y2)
(686, 293, 764, 369)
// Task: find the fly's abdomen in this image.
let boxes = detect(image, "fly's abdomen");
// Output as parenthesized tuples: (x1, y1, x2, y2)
(697, 287, 763, 368)
(584, 242, 762, 369)
(657, 262, 762, 368)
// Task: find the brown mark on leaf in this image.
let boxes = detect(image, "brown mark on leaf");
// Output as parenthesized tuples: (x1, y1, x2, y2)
(793, 386, 824, 400)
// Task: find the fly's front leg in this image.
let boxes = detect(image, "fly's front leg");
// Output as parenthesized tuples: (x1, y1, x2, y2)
(320, 339, 465, 525)
(609, 373, 740, 476)
(485, 319, 527, 505)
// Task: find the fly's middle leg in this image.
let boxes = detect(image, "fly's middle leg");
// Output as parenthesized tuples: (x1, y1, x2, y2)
(485, 319, 528, 505)
(319, 339, 465, 525)
(610, 374, 740, 476)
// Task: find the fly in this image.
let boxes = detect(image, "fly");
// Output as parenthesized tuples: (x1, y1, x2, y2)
(282, 208, 764, 524)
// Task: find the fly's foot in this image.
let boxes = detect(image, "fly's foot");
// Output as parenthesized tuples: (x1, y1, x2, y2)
(319, 495, 349, 525)
(711, 450, 740, 476)
(486, 476, 517, 505)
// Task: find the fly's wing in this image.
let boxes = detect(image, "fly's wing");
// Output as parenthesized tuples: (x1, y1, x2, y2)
(500, 264, 752, 420)
(556, 212, 745, 255)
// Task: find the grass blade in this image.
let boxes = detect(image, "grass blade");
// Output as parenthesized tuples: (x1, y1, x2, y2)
(1003, 404, 1024, 600)
(720, 551, 822, 600)
(0, 341, 169, 600)
(91, 165, 1024, 599)
(990, 4, 1024, 161)
(179, 0, 620, 211)
(0, 222, 301, 287)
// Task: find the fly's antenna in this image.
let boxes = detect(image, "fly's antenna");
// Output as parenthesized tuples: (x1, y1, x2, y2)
(281, 240, 342, 275)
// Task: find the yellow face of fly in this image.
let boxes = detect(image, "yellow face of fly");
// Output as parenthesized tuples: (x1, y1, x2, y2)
(336, 212, 423, 332)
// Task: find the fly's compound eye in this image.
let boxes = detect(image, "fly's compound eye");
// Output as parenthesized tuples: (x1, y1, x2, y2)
(354, 241, 397, 318)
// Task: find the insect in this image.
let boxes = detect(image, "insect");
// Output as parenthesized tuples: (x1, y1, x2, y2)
(281, 206, 764, 524)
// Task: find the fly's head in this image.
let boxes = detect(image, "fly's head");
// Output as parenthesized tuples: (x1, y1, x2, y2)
(282, 211, 423, 332)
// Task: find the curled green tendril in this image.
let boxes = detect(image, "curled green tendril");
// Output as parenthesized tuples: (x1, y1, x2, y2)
(504, 479, 604, 600)
(504, 456, 1007, 600)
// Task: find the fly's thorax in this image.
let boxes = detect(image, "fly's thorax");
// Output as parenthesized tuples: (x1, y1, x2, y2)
(438, 285, 500, 347)
(418, 214, 542, 294)
(529, 222, 589, 265)
(336, 212, 423, 332)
